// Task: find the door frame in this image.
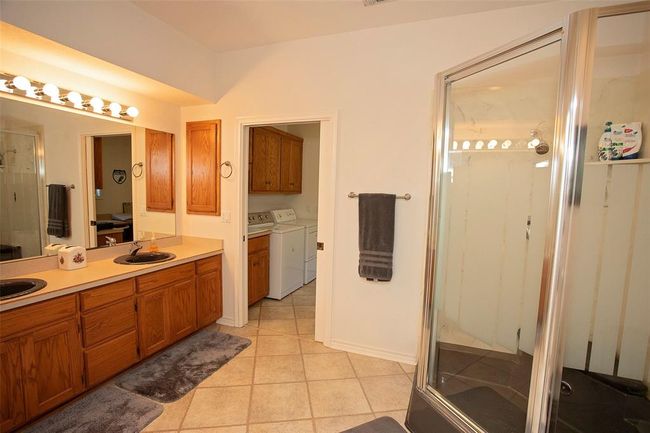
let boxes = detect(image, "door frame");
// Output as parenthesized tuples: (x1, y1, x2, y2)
(234, 112, 338, 345)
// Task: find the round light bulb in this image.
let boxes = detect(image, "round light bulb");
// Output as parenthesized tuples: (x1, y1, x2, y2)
(42, 83, 59, 98)
(125, 106, 139, 118)
(462, 140, 471, 150)
(475, 140, 484, 150)
(452, 141, 458, 150)
(108, 102, 121, 117)
(502, 140, 512, 149)
(528, 138, 540, 149)
(89, 96, 104, 113)
(487, 139, 498, 149)
(66, 91, 83, 108)
(12, 76, 31, 91)
(0, 80, 13, 93)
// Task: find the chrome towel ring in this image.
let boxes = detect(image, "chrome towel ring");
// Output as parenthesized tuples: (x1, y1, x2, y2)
(220, 161, 233, 179)
(132, 162, 144, 178)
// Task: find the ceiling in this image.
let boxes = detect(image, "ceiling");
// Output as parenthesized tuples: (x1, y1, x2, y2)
(132, 0, 548, 53)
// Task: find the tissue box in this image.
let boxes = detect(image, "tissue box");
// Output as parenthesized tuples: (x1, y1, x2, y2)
(58, 246, 87, 270)
(44, 243, 67, 256)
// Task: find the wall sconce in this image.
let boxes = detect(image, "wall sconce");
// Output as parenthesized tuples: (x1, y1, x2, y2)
(0, 73, 139, 121)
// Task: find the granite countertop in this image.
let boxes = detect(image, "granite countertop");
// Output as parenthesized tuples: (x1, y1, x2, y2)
(0, 237, 223, 312)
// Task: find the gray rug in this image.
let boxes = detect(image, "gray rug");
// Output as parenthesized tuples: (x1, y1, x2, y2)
(343, 416, 408, 433)
(116, 326, 251, 402)
(22, 386, 162, 433)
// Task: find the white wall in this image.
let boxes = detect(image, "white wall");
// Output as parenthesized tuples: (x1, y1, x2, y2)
(179, 1, 608, 362)
(248, 123, 320, 220)
(95, 135, 132, 216)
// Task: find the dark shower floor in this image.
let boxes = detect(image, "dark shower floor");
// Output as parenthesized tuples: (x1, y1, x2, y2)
(434, 343, 650, 433)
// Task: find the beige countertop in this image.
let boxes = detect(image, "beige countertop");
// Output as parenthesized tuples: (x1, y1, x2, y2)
(0, 237, 223, 312)
(248, 228, 272, 239)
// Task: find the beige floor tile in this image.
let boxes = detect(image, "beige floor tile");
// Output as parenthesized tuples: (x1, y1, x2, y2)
(308, 379, 371, 418)
(303, 353, 355, 380)
(292, 295, 316, 306)
(375, 410, 408, 428)
(313, 414, 375, 433)
(254, 355, 305, 383)
(199, 357, 254, 387)
(359, 375, 412, 412)
(299, 339, 339, 354)
(297, 284, 316, 296)
(260, 306, 296, 320)
(248, 420, 314, 433)
(296, 318, 315, 335)
(219, 324, 259, 337)
(247, 318, 260, 328)
(238, 336, 257, 357)
(249, 307, 261, 320)
(399, 362, 416, 374)
(256, 335, 301, 356)
(259, 319, 298, 335)
(262, 296, 293, 306)
(182, 386, 251, 428)
(249, 383, 312, 423)
(257, 327, 285, 336)
(348, 353, 403, 377)
(293, 306, 315, 319)
(181, 427, 247, 433)
(143, 390, 194, 431)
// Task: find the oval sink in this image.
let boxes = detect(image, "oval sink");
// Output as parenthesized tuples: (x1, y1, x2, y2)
(0, 278, 48, 300)
(113, 252, 176, 265)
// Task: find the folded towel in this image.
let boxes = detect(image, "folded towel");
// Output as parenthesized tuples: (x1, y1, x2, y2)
(47, 184, 70, 238)
(358, 193, 395, 282)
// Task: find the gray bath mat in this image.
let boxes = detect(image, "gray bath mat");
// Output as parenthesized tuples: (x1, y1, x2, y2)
(342, 416, 407, 433)
(116, 327, 251, 402)
(22, 385, 162, 433)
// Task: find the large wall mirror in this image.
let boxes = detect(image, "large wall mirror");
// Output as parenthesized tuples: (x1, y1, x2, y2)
(0, 96, 176, 262)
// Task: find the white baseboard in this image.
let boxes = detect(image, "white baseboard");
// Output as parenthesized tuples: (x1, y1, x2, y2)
(217, 316, 235, 327)
(329, 339, 417, 365)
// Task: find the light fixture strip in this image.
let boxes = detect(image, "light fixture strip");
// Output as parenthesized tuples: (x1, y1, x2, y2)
(0, 73, 139, 121)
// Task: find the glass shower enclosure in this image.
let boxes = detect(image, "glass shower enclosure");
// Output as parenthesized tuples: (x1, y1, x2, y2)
(408, 3, 649, 433)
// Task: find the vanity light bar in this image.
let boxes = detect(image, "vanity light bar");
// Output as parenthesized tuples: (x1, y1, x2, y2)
(0, 73, 139, 121)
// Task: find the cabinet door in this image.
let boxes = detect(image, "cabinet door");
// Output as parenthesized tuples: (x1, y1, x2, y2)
(0, 339, 25, 432)
(21, 319, 83, 418)
(248, 252, 258, 306)
(146, 128, 175, 212)
(256, 249, 270, 300)
(197, 269, 223, 328)
(250, 128, 281, 192)
(281, 136, 303, 193)
(186, 120, 221, 215)
(137, 288, 169, 357)
(168, 279, 197, 342)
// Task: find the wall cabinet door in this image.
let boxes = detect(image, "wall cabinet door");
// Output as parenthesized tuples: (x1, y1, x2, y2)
(197, 269, 223, 328)
(0, 338, 25, 432)
(146, 128, 175, 212)
(137, 288, 169, 357)
(280, 136, 303, 193)
(250, 128, 281, 192)
(168, 279, 197, 342)
(21, 319, 83, 418)
(186, 120, 221, 215)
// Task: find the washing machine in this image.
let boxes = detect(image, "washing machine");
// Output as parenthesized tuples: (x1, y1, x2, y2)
(271, 209, 318, 284)
(269, 223, 305, 299)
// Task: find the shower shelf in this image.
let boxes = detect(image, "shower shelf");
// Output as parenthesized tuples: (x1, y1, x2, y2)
(584, 158, 650, 166)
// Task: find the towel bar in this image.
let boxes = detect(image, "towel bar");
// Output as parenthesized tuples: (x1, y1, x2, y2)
(46, 184, 75, 190)
(348, 192, 411, 200)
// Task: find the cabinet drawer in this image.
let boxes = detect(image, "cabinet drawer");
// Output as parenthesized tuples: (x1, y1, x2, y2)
(81, 298, 136, 347)
(0, 295, 77, 338)
(80, 279, 134, 312)
(248, 235, 269, 254)
(136, 263, 195, 293)
(196, 255, 222, 275)
(84, 330, 139, 387)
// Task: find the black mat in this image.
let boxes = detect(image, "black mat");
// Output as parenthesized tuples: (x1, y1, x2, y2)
(115, 327, 251, 402)
(342, 416, 408, 433)
(22, 386, 162, 433)
(448, 386, 526, 433)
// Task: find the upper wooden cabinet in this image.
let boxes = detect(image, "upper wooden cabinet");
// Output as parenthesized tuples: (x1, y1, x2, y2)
(186, 120, 221, 215)
(145, 128, 175, 212)
(249, 127, 303, 194)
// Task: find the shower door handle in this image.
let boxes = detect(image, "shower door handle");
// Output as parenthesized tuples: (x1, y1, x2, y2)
(526, 216, 532, 240)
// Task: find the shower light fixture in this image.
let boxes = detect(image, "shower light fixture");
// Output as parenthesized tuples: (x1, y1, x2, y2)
(462, 140, 471, 150)
(0, 73, 139, 121)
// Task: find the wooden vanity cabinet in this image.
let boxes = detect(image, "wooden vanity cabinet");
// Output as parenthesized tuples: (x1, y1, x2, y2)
(249, 127, 304, 194)
(0, 295, 83, 431)
(248, 235, 270, 306)
(196, 255, 223, 328)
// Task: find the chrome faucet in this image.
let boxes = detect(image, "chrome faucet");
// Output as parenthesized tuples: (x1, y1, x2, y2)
(105, 236, 117, 247)
(129, 241, 143, 256)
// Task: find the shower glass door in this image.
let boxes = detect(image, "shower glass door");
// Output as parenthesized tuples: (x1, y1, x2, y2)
(423, 37, 562, 432)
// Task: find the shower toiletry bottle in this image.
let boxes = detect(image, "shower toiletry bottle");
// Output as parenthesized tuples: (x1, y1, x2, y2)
(148, 233, 159, 252)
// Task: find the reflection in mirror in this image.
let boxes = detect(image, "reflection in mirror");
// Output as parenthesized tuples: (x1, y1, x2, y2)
(0, 97, 176, 262)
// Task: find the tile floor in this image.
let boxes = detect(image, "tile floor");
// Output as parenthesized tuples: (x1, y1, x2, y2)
(144, 280, 415, 433)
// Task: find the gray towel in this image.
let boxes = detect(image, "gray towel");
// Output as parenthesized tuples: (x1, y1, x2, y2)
(358, 193, 395, 282)
(47, 184, 70, 238)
